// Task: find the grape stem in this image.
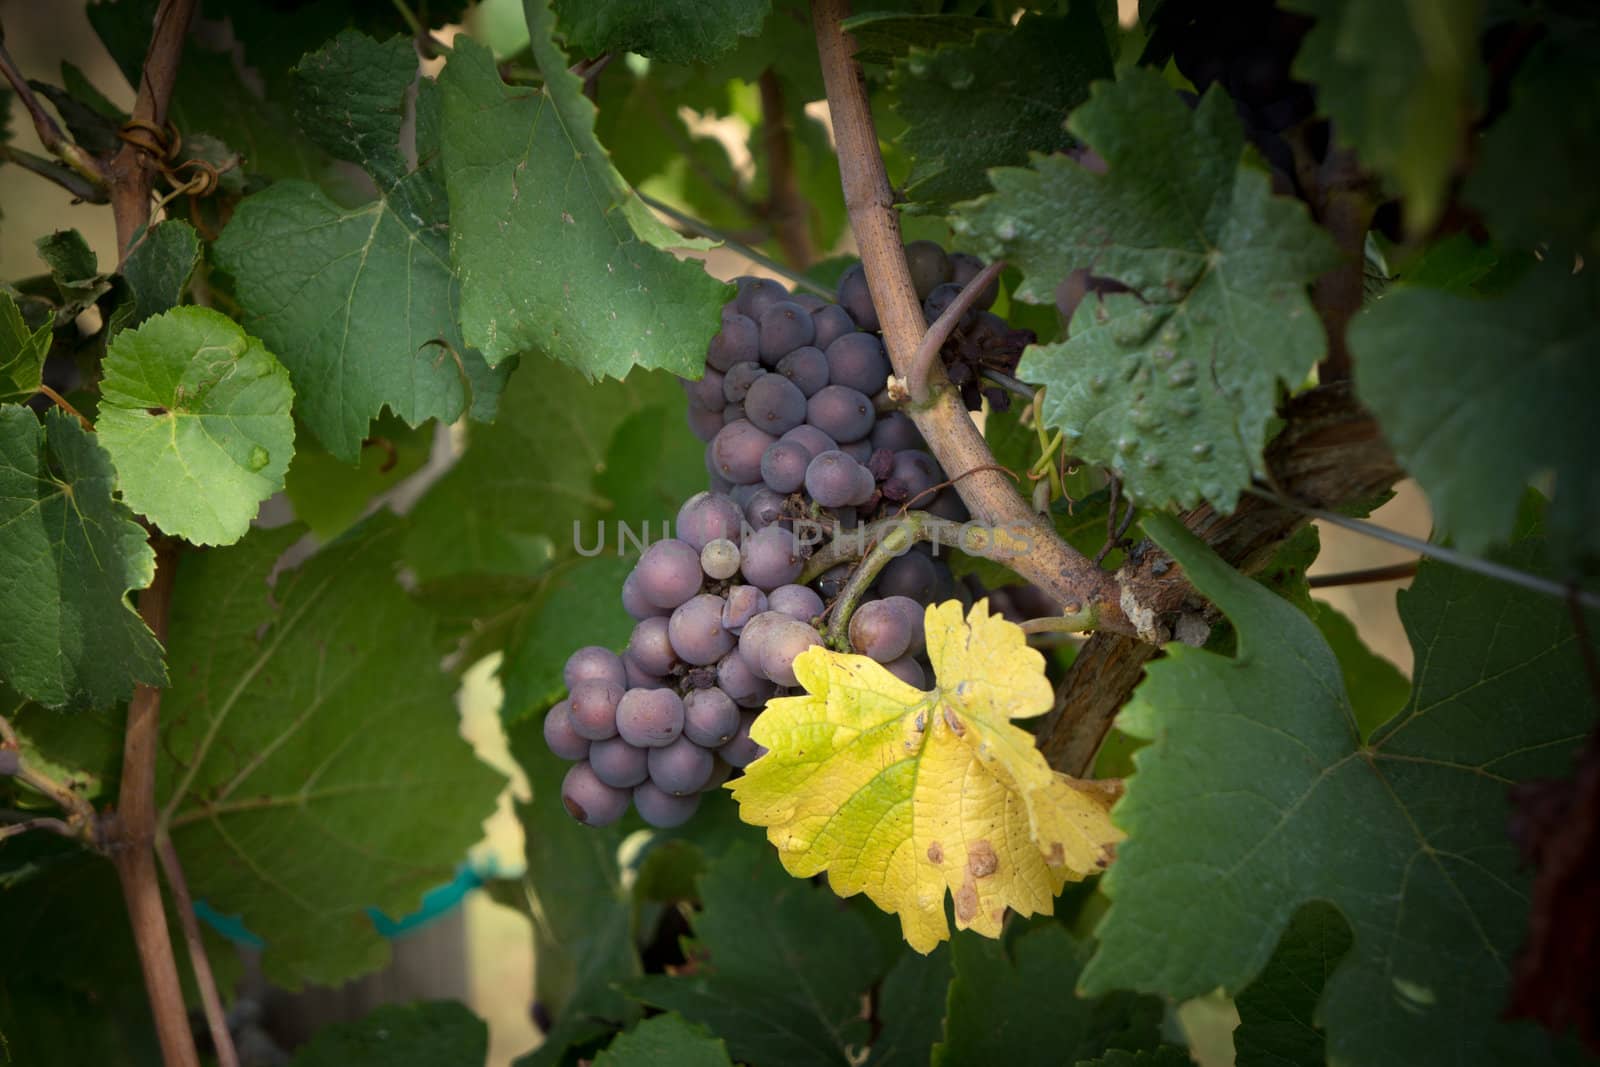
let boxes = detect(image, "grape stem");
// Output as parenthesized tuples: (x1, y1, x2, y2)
(800, 511, 1013, 584)
(638, 192, 832, 297)
(812, 0, 1135, 637)
(823, 515, 922, 648)
(905, 259, 1006, 404)
(156, 831, 241, 1067)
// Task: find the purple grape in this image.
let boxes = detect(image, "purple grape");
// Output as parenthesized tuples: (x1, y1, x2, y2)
(564, 646, 627, 693)
(883, 450, 942, 504)
(709, 420, 777, 484)
(781, 424, 836, 459)
(647, 735, 715, 794)
(757, 301, 816, 363)
(744, 487, 786, 529)
(722, 361, 767, 405)
(700, 538, 741, 580)
(744, 373, 807, 434)
(683, 369, 725, 412)
(761, 440, 811, 494)
(719, 711, 768, 768)
(717, 650, 776, 708)
(676, 491, 744, 552)
(740, 525, 803, 590)
(589, 736, 649, 788)
(868, 447, 896, 481)
(616, 688, 685, 748)
(633, 780, 701, 827)
(924, 282, 977, 330)
(767, 584, 824, 624)
(635, 539, 703, 610)
(806, 450, 869, 509)
(735, 276, 789, 321)
(816, 562, 852, 599)
(807, 385, 875, 443)
(839, 439, 873, 465)
(883, 656, 927, 688)
(569, 679, 624, 740)
(628, 616, 680, 675)
(876, 547, 938, 601)
(870, 411, 922, 452)
(754, 617, 823, 687)
(848, 597, 919, 662)
(669, 594, 735, 666)
(824, 333, 891, 395)
(837, 263, 879, 332)
(721, 585, 768, 631)
(812, 304, 856, 349)
(882, 595, 927, 655)
(683, 687, 741, 747)
(791, 292, 827, 312)
(776, 346, 829, 397)
(687, 405, 724, 442)
(562, 761, 630, 827)
(949, 252, 998, 308)
(543, 700, 590, 761)
(623, 652, 669, 690)
(905, 240, 953, 300)
(707, 312, 759, 371)
(622, 571, 665, 621)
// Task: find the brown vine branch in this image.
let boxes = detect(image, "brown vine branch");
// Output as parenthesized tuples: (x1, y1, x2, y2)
(758, 69, 815, 269)
(811, 0, 1134, 637)
(157, 832, 240, 1067)
(38, 384, 94, 431)
(1308, 561, 1419, 588)
(0, 31, 109, 190)
(906, 259, 1005, 404)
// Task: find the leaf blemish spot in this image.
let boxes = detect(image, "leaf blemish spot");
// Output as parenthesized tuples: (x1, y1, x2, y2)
(927, 841, 944, 864)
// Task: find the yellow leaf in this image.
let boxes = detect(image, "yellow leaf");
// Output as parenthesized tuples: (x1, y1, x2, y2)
(728, 599, 1123, 952)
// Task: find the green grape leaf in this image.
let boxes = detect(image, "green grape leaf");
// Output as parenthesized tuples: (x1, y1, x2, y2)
(553, 0, 770, 63)
(626, 843, 884, 1067)
(591, 1014, 735, 1067)
(436, 15, 730, 375)
(3, 684, 123, 802)
(1349, 260, 1599, 565)
(287, 1001, 487, 1066)
(158, 517, 506, 988)
(35, 229, 111, 320)
(108, 220, 201, 338)
(866, 946, 953, 1067)
(1081, 512, 1592, 1066)
(500, 555, 635, 723)
(0, 407, 164, 709)
(1464, 40, 1600, 257)
(892, 10, 1111, 209)
(282, 417, 432, 540)
(839, 12, 994, 64)
(215, 33, 508, 461)
(954, 70, 1337, 510)
(1312, 601, 1410, 740)
(97, 308, 295, 546)
(1, 290, 50, 403)
(932, 921, 1163, 1066)
(1232, 902, 1353, 1067)
(507, 716, 641, 1024)
(1283, 0, 1481, 232)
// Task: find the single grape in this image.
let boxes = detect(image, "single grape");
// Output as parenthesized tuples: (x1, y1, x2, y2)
(740, 525, 804, 590)
(882, 449, 942, 504)
(758, 301, 817, 362)
(811, 304, 856, 350)
(716, 649, 776, 708)
(744, 487, 786, 529)
(687, 405, 723, 442)
(806, 385, 875, 443)
(627, 616, 680, 676)
(870, 410, 923, 452)
(839, 439, 873, 466)
(668, 594, 735, 666)
(623, 652, 669, 690)
(876, 546, 937, 600)
(707, 313, 758, 371)
(805, 450, 869, 509)
(816, 562, 852, 599)
(569, 678, 624, 740)
(881, 595, 927, 655)
(824, 333, 891, 395)
(682, 369, 725, 412)
(744, 373, 807, 433)
(849, 597, 917, 662)
(735, 276, 789, 321)
(633, 780, 701, 827)
(780, 423, 836, 460)
(722, 361, 767, 405)
(676, 491, 744, 552)
(562, 762, 630, 827)
(635, 539, 703, 610)
(851, 463, 877, 506)
(622, 571, 665, 621)
(543, 700, 591, 761)
(563, 646, 627, 694)
(647, 735, 715, 795)
(836, 262, 879, 332)
(949, 252, 998, 308)
(616, 688, 686, 748)
(700, 538, 741, 580)
(755, 616, 823, 687)
(721, 584, 768, 632)
(761, 440, 811, 494)
(867, 447, 895, 482)
(883, 656, 927, 688)
(589, 736, 649, 788)
(709, 420, 777, 485)
(767, 583, 824, 624)
(718, 711, 768, 768)
(904, 239, 954, 299)
(683, 687, 741, 747)
(776, 345, 829, 397)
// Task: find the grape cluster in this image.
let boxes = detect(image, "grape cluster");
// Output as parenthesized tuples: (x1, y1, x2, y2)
(549, 243, 1021, 828)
